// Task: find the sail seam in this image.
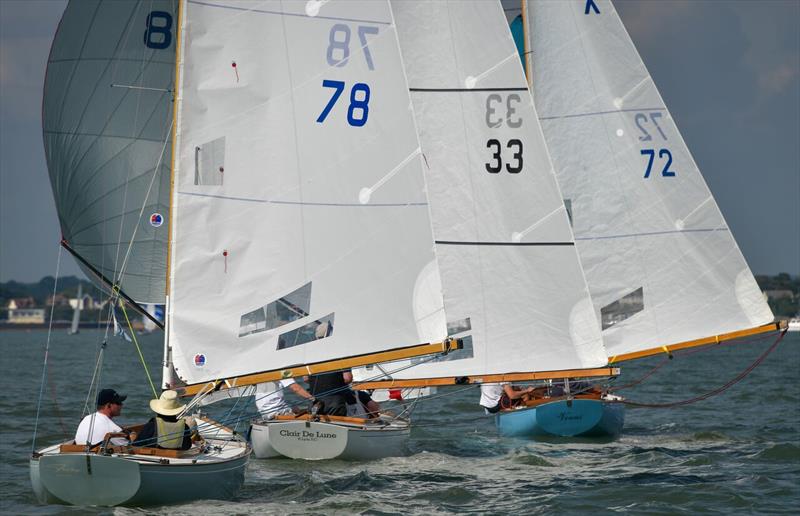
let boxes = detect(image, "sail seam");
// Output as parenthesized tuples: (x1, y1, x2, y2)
(188, 0, 392, 25)
(409, 87, 527, 92)
(177, 191, 427, 206)
(435, 240, 574, 246)
(539, 107, 666, 121)
(575, 227, 729, 241)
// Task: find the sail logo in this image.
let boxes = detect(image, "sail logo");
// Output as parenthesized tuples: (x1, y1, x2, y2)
(193, 354, 206, 367)
(150, 213, 164, 227)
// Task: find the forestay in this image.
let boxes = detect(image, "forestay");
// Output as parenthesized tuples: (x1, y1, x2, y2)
(527, 0, 773, 360)
(44, 0, 176, 304)
(377, 0, 607, 380)
(167, 0, 446, 385)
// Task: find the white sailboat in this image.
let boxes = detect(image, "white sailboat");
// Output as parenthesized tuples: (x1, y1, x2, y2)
(67, 284, 82, 335)
(33, 0, 464, 502)
(165, 0, 459, 461)
(486, 0, 782, 435)
(353, 0, 622, 438)
(32, 0, 251, 507)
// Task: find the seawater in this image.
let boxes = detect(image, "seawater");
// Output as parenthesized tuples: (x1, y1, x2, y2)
(1, 329, 798, 514)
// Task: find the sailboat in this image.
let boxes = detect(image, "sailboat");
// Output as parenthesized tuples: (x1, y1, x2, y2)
(350, 0, 621, 439)
(355, 0, 785, 440)
(33, 0, 468, 500)
(67, 284, 82, 335)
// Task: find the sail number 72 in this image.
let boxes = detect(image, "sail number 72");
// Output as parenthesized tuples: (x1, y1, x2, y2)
(641, 148, 675, 178)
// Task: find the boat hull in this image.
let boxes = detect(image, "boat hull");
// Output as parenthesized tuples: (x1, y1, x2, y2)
(30, 438, 249, 506)
(250, 418, 409, 461)
(496, 399, 624, 438)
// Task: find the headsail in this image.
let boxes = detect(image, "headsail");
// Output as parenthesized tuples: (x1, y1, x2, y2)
(44, 0, 176, 304)
(364, 0, 608, 383)
(526, 0, 774, 361)
(167, 0, 448, 387)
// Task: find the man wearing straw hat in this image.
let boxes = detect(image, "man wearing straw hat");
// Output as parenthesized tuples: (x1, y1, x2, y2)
(133, 390, 198, 450)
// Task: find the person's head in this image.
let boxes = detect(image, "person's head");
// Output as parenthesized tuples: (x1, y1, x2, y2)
(96, 388, 126, 418)
(149, 390, 186, 419)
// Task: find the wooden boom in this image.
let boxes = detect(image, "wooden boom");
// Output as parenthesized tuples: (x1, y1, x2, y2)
(176, 338, 462, 398)
(352, 367, 620, 391)
(607, 321, 786, 364)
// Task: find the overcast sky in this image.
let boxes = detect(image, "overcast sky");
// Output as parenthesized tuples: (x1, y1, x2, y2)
(1, 0, 798, 283)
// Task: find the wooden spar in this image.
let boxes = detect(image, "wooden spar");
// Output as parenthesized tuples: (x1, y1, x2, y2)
(59, 239, 164, 330)
(176, 338, 462, 398)
(521, 0, 531, 85)
(165, 0, 184, 298)
(607, 321, 786, 364)
(352, 366, 620, 391)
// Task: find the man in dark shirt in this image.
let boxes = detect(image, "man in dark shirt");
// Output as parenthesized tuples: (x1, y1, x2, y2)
(308, 370, 350, 416)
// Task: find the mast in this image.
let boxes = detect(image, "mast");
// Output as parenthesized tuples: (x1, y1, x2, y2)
(163, 0, 185, 390)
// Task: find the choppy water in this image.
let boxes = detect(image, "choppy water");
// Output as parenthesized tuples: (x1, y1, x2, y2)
(1, 329, 798, 514)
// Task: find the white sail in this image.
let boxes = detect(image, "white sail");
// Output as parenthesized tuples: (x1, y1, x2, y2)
(44, 0, 176, 304)
(69, 284, 82, 335)
(527, 0, 773, 359)
(372, 0, 607, 381)
(167, 0, 446, 385)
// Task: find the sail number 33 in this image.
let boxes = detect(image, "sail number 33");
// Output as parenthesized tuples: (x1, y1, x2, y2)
(317, 24, 378, 127)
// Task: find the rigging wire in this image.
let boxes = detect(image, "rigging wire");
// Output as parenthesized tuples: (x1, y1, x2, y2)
(119, 300, 158, 398)
(31, 244, 63, 454)
(619, 329, 787, 409)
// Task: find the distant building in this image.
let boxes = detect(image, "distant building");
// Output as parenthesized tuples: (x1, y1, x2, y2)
(7, 299, 45, 324)
(47, 293, 70, 306)
(68, 295, 98, 310)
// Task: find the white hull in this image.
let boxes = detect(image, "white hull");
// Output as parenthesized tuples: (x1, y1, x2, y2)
(250, 416, 410, 461)
(30, 423, 250, 507)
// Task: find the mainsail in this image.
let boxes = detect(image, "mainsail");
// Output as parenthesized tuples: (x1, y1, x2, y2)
(355, 0, 608, 385)
(525, 0, 774, 361)
(167, 0, 449, 388)
(44, 0, 176, 304)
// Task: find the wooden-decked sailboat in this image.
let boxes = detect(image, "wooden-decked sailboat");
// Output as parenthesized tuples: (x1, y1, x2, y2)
(356, 0, 784, 439)
(31, 0, 462, 503)
(352, 0, 621, 439)
(163, 0, 460, 462)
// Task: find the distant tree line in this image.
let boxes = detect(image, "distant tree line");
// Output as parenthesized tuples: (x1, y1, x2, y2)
(755, 273, 799, 318)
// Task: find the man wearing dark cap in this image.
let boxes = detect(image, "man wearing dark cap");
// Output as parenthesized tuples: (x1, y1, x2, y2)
(74, 388, 128, 446)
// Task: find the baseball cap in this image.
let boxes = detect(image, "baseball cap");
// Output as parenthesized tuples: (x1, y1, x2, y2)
(97, 388, 127, 406)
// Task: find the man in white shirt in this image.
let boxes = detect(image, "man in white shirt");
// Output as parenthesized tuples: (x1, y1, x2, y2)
(479, 383, 534, 414)
(74, 388, 128, 446)
(255, 378, 313, 419)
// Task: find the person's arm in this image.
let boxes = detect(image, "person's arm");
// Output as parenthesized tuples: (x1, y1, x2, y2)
(289, 382, 313, 400)
(503, 384, 534, 400)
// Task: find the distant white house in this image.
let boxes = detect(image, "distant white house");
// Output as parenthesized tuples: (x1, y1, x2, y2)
(7, 299, 45, 324)
(68, 295, 98, 310)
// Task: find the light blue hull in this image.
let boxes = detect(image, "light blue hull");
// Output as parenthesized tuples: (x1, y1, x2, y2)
(496, 399, 624, 438)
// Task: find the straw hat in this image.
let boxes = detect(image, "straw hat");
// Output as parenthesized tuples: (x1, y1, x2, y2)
(149, 390, 186, 416)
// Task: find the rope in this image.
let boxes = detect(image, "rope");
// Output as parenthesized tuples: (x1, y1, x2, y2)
(619, 329, 787, 409)
(31, 244, 63, 454)
(119, 299, 158, 398)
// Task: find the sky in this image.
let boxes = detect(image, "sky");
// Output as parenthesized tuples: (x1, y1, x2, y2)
(0, 0, 798, 283)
